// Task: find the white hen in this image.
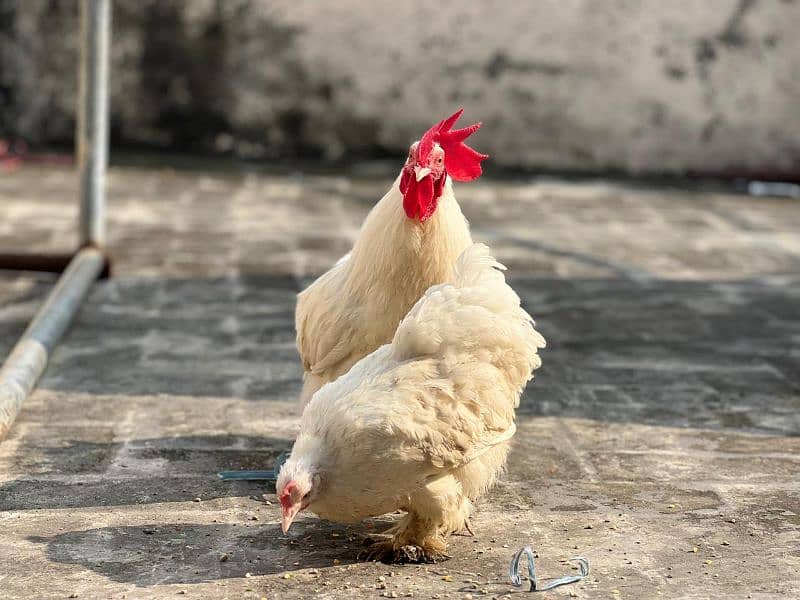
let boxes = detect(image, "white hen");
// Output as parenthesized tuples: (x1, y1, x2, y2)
(295, 109, 486, 406)
(277, 243, 545, 562)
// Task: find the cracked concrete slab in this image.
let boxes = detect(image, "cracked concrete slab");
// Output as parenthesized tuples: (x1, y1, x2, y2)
(0, 165, 798, 599)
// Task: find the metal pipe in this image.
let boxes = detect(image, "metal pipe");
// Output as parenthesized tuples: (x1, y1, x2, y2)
(0, 248, 105, 439)
(0, 1, 112, 440)
(77, 0, 111, 247)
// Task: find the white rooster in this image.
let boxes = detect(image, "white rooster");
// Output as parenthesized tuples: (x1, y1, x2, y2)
(295, 109, 487, 406)
(277, 244, 545, 562)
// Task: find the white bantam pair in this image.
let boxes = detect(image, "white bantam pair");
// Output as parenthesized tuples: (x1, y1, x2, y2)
(276, 110, 546, 563)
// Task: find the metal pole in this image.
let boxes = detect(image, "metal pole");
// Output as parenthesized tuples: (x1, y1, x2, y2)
(0, 248, 105, 438)
(0, 1, 112, 439)
(77, 0, 111, 247)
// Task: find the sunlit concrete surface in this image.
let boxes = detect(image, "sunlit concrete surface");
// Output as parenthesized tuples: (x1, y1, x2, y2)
(1, 165, 798, 599)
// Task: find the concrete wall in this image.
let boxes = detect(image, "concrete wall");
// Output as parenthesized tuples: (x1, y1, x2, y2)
(1, 0, 798, 176)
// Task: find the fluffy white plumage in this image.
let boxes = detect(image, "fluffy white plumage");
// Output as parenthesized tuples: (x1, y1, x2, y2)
(295, 176, 472, 406)
(278, 243, 546, 562)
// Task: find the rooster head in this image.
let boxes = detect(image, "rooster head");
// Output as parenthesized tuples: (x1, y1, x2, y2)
(399, 108, 488, 222)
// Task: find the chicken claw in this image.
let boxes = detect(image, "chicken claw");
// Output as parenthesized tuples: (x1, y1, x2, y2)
(452, 519, 475, 537)
(358, 540, 450, 564)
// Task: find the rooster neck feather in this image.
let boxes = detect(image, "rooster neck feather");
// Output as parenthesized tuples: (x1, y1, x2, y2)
(294, 174, 473, 407)
(346, 176, 471, 305)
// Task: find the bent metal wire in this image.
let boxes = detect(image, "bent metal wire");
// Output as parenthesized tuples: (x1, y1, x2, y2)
(509, 545, 590, 592)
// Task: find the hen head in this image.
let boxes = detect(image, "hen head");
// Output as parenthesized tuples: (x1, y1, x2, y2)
(277, 466, 315, 533)
(399, 108, 488, 222)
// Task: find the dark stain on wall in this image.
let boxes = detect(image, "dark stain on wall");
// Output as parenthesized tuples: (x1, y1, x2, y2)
(694, 38, 718, 80)
(717, 0, 757, 47)
(701, 117, 722, 143)
(138, 3, 229, 149)
(485, 52, 566, 80)
(664, 65, 687, 80)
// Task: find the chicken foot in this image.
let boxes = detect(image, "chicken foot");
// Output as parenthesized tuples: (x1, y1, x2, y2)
(359, 513, 450, 563)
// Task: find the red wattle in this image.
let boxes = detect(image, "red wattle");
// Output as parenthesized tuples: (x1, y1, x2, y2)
(279, 481, 296, 510)
(402, 173, 444, 222)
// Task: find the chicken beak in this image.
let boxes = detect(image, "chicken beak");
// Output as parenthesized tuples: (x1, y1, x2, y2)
(414, 165, 432, 182)
(281, 503, 301, 533)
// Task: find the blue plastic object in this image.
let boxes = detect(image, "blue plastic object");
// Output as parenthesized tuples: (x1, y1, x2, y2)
(217, 451, 290, 481)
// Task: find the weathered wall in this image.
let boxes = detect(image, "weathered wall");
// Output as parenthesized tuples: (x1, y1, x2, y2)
(1, 0, 798, 176)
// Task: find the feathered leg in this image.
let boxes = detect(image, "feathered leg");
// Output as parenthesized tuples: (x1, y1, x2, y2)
(359, 474, 470, 563)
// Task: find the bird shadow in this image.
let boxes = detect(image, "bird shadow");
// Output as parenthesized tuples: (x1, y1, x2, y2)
(27, 518, 388, 586)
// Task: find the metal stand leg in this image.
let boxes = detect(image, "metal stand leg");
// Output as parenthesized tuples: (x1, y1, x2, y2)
(78, 0, 111, 247)
(0, 0, 111, 440)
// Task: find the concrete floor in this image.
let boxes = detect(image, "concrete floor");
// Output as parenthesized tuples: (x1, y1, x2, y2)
(1, 165, 799, 599)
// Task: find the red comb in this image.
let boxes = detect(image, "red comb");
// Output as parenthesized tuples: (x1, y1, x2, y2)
(418, 108, 488, 182)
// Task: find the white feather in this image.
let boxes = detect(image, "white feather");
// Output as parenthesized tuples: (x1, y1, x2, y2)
(295, 176, 472, 406)
(278, 243, 546, 554)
